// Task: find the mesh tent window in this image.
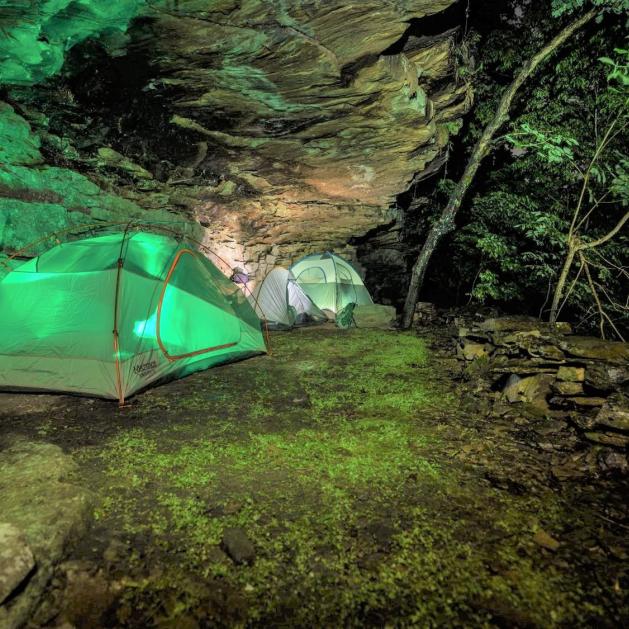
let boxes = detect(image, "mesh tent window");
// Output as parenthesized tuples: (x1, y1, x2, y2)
(289, 252, 372, 314)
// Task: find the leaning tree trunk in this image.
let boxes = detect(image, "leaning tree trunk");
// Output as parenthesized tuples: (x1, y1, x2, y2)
(548, 242, 577, 324)
(401, 9, 597, 328)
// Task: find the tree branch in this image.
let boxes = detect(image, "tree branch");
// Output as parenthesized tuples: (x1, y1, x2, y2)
(578, 211, 629, 250)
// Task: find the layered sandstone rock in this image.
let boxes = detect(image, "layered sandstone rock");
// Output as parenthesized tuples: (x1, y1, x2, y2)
(2, 1, 469, 283)
(141, 1, 469, 276)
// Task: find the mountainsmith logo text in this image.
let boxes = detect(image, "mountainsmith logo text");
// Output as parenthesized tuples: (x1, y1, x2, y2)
(133, 360, 158, 376)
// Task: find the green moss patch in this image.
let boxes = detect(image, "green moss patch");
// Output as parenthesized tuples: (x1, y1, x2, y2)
(62, 328, 615, 626)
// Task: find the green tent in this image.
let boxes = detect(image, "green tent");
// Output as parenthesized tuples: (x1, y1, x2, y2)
(289, 252, 373, 314)
(0, 231, 266, 403)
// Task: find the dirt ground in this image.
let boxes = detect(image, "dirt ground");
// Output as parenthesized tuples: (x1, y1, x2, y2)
(0, 326, 627, 627)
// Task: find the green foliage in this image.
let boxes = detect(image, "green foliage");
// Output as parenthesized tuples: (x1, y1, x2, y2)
(551, 0, 629, 17)
(442, 7, 628, 334)
(504, 123, 579, 165)
(610, 157, 629, 205)
(600, 46, 629, 85)
(454, 192, 567, 304)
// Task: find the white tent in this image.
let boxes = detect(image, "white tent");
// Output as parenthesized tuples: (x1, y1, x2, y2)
(289, 252, 373, 314)
(249, 267, 328, 330)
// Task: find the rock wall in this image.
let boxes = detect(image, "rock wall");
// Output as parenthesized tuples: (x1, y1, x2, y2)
(1, 1, 470, 284)
(451, 315, 629, 475)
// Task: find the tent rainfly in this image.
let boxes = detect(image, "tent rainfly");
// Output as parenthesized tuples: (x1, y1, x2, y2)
(249, 267, 328, 329)
(0, 231, 266, 403)
(289, 252, 373, 314)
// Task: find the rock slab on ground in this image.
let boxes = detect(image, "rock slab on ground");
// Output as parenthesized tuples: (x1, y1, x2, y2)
(556, 366, 585, 382)
(591, 395, 629, 433)
(352, 304, 397, 329)
(221, 527, 256, 566)
(559, 336, 629, 363)
(479, 316, 571, 335)
(503, 374, 554, 411)
(458, 340, 492, 361)
(551, 381, 584, 396)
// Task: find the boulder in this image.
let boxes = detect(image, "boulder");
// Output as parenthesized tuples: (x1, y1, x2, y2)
(598, 450, 629, 474)
(489, 356, 559, 375)
(584, 362, 629, 392)
(551, 381, 584, 397)
(563, 397, 607, 408)
(479, 316, 541, 333)
(0, 439, 93, 628)
(493, 330, 542, 345)
(479, 316, 571, 335)
(352, 304, 397, 329)
(584, 432, 629, 448)
(594, 396, 629, 433)
(527, 344, 565, 361)
(0, 523, 35, 605)
(552, 396, 607, 412)
(491, 331, 564, 360)
(457, 340, 493, 361)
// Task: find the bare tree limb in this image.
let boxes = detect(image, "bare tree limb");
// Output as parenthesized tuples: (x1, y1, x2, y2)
(581, 252, 607, 339)
(580, 252, 626, 341)
(556, 255, 584, 322)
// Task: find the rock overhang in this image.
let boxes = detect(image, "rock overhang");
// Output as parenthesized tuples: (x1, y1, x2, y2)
(1, 0, 471, 283)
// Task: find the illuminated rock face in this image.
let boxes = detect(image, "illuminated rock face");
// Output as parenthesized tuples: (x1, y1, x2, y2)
(1, 1, 470, 283)
(142, 0, 469, 276)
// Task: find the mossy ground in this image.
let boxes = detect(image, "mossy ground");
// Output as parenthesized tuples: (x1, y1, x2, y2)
(1, 327, 627, 627)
